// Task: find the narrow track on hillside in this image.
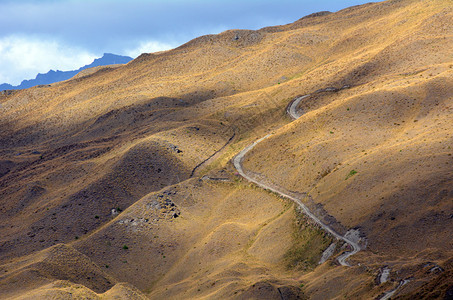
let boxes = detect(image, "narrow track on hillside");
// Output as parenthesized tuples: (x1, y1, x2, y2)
(233, 92, 360, 266)
(190, 132, 236, 177)
(379, 279, 411, 300)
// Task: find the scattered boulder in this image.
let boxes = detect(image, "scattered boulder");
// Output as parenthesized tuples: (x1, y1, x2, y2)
(168, 144, 182, 154)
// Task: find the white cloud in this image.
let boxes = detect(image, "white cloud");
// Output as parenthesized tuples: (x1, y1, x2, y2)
(125, 40, 176, 58)
(0, 35, 97, 86)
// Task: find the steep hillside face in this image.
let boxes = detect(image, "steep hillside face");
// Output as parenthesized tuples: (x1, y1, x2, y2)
(0, 0, 452, 299)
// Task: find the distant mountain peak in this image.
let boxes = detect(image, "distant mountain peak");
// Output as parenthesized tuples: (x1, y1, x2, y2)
(0, 53, 133, 91)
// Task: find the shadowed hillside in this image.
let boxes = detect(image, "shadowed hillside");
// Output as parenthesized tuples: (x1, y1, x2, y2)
(0, 0, 452, 298)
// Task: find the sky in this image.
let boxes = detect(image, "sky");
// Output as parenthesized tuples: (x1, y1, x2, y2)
(0, 0, 375, 85)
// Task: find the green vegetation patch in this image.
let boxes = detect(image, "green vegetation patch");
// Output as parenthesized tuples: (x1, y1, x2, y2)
(284, 209, 333, 271)
(345, 169, 358, 180)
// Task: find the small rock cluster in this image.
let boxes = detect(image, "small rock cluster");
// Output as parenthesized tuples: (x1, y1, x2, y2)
(117, 190, 181, 231)
(117, 217, 150, 227)
(146, 190, 180, 220)
(168, 144, 182, 154)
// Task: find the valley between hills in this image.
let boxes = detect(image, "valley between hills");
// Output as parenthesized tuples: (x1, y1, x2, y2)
(0, 0, 452, 299)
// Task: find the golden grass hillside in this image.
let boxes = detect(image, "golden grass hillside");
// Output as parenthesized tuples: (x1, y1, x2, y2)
(0, 0, 452, 298)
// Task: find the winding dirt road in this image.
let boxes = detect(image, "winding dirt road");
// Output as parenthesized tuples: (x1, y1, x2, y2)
(233, 94, 361, 266)
(287, 94, 310, 119)
(379, 279, 410, 300)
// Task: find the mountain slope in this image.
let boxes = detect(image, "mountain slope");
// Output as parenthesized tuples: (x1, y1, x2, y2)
(0, 0, 452, 299)
(0, 53, 133, 91)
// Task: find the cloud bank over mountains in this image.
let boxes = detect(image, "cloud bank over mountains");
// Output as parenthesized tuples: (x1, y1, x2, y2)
(0, 36, 95, 86)
(0, 36, 171, 86)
